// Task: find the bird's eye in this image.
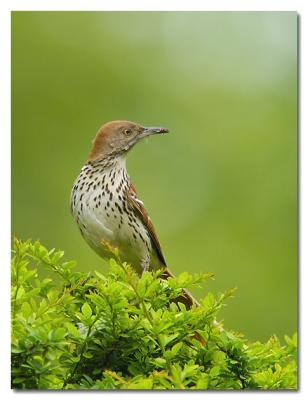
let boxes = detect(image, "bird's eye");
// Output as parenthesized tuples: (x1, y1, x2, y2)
(124, 129, 132, 136)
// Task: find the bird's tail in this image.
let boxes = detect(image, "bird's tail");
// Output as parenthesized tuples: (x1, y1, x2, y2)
(161, 268, 200, 309)
(161, 267, 207, 345)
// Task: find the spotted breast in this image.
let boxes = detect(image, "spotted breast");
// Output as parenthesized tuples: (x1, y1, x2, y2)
(71, 155, 163, 274)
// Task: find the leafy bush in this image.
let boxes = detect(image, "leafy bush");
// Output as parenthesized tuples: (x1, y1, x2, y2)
(11, 239, 297, 390)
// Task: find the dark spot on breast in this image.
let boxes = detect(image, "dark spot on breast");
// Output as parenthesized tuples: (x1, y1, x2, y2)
(139, 232, 145, 243)
(122, 202, 129, 214)
(115, 202, 123, 215)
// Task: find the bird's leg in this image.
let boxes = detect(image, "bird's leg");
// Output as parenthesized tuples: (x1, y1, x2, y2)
(140, 254, 150, 272)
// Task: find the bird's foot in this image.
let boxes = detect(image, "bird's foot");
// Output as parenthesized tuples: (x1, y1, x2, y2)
(140, 255, 150, 272)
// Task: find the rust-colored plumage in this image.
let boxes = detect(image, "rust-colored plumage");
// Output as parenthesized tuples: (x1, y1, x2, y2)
(88, 120, 144, 161)
(126, 182, 167, 267)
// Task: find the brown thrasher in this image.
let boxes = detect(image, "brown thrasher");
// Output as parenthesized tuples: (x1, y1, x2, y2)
(71, 120, 197, 308)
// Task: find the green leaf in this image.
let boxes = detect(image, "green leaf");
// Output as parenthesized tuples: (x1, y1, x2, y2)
(127, 377, 153, 389)
(47, 289, 59, 302)
(65, 322, 80, 338)
(50, 250, 64, 264)
(152, 358, 167, 368)
(171, 342, 183, 356)
(178, 271, 189, 285)
(10, 239, 298, 390)
(50, 327, 66, 341)
(160, 333, 179, 347)
(13, 377, 25, 384)
(81, 302, 92, 318)
(62, 261, 77, 270)
(20, 302, 32, 318)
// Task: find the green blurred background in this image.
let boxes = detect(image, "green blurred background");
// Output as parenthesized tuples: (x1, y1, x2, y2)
(11, 12, 297, 341)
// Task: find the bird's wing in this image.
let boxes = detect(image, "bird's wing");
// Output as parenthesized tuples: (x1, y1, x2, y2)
(125, 182, 167, 267)
(126, 184, 199, 309)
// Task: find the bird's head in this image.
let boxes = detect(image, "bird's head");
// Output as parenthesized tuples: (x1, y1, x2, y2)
(88, 120, 169, 161)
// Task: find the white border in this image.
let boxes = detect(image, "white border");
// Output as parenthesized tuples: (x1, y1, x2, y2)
(1, 0, 306, 399)
(4, 0, 304, 12)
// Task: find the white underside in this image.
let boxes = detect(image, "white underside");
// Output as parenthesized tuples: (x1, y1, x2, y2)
(71, 158, 162, 274)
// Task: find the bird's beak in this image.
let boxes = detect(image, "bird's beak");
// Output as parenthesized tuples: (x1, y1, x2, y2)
(140, 126, 169, 139)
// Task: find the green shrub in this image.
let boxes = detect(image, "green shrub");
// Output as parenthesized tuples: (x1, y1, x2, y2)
(11, 239, 297, 390)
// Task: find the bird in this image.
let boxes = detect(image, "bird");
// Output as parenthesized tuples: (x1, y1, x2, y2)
(70, 120, 197, 308)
